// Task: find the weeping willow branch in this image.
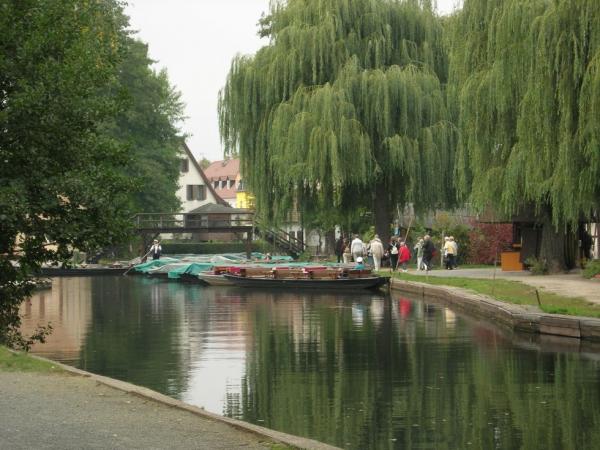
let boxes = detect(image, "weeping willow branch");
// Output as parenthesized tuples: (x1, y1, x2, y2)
(450, 0, 600, 227)
(219, 0, 455, 229)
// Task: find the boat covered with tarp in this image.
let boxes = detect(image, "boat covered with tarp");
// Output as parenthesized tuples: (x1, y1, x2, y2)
(165, 262, 214, 280)
(128, 257, 180, 274)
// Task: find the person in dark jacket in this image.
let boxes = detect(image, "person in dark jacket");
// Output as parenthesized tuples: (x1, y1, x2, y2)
(422, 235, 435, 271)
(335, 236, 345, 263)
(387, 237, 399, 271)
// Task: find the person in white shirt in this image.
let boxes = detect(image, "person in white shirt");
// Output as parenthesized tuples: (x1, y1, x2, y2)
(150, 239, 162, 260)
(350, 235, 364, 262)
(368, 235, 385, 270)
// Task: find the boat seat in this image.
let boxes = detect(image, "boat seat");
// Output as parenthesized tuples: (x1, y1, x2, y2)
(347, 269, 372, 278)
(239, 267, 274, 278)
(309, 269, 340, 280)
(273, 269, 307, 279)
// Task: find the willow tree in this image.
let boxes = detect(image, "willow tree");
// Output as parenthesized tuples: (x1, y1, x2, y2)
(219, 0, 456, 243)
(449, 0, 600, 270)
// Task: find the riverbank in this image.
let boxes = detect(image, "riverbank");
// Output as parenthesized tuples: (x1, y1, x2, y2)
(389, 275, 600, 341)
(0, 347, 338, 450)
(390, 268, 600, 317)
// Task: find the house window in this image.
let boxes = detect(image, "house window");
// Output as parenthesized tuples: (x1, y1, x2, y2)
(180, 158, 189, 173)
(221, 179, 227, 189)
(213, 180, 219, 189)
(186, 185, 206, 201)
(229, 179, 235, 188)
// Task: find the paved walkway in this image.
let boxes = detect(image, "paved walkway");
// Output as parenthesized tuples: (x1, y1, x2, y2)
(407, 267, 600, 305)
(0, 362, 338, 450)
(0, 370, 275, 450)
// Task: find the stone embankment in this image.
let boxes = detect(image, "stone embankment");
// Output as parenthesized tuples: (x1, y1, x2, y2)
(390, 278, 600, 341)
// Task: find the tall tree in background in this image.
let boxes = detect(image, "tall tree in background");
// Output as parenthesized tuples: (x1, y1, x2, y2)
(449, 0, 600, 270)
(219, 0, 456, 243)
(104, 38, 185, 213)
(0, 0, 133, 347)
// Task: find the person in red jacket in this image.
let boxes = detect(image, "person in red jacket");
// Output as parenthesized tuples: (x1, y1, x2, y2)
(396, 241, 411, 272)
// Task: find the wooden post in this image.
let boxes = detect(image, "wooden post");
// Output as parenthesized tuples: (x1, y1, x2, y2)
(245, 231, 252, 259)
(492, 253, 498, 296)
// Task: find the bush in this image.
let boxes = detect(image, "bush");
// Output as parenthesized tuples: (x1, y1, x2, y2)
(525, 257, 549, 275)
(467, 222, 513, 264)
(583, 260, 600, 279)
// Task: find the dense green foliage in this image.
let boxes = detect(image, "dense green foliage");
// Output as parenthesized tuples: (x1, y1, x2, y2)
(219, 0, 456, 242)
(0, 0, 132, 348)
(105, 38, 185, 213)
(0, 0, 184, 348)
(449, 0, 600, 268)
(583, 260, 600, 279)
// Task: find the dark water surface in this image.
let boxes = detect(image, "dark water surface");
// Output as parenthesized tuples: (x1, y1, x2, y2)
(22, 276, 600, 449)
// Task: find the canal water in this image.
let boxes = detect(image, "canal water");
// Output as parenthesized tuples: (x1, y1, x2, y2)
(21, 276, 600, 449)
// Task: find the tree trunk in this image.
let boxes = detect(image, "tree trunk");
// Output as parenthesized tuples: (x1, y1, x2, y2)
(373, 181, 391, 246)
(324, 229, 336, 255)
(538, 215, 577, 272)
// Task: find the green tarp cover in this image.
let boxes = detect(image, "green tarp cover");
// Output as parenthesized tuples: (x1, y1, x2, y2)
(132, 257, 179, 273)
(250, 252, 293, 262)
(167, 262, 213, 279)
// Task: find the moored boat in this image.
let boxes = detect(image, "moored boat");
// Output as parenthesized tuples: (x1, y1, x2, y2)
(197, 266, 236, 286)
(197, 272, 235, 286)
(223, 268, 389, 290)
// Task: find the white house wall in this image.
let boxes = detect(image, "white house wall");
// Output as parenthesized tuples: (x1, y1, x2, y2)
(177, 155, 218, 213)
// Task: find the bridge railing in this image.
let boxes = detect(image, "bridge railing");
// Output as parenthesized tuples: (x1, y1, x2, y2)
(133, 213, 254, 230)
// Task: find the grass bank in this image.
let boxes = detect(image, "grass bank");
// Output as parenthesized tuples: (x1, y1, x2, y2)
(0, 346, 62, 373)
(390, 272, 600, 318)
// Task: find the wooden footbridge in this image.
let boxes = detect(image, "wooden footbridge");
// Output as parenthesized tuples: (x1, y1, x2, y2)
(132, 211, 306, 257)
(133, 212, 254, 234)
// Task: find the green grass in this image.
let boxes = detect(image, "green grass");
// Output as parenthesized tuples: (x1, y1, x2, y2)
(0, 346, 63, 373)
(455, 263, 496, 269)
(391, 273, 600, 318)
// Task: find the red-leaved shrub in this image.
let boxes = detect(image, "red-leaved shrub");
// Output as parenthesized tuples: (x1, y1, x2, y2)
(467, 222, 513, 264)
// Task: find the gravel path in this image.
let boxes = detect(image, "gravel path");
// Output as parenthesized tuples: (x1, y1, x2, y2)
(407, 268, 600, 304)
(0, 370, 272, 450)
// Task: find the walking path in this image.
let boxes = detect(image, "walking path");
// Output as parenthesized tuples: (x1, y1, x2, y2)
(408, 268, 600, 305)
(0, 359, 338, 450)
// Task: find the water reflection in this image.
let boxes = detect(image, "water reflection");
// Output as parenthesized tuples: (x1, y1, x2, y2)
(23, 277, 600, 449)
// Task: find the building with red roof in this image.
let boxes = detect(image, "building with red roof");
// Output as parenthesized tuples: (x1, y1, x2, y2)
(203, 159, 249, 208)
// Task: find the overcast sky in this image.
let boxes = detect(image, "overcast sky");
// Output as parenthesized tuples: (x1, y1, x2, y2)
(125, 0, 462, 162)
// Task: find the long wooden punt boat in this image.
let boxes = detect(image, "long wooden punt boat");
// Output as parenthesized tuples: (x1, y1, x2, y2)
(197, 272, 236, 286)
(223, 267, 389, 290)
(197, 266, 237, 286)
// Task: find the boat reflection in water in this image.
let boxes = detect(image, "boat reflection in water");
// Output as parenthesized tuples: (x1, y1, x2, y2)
(22, 277, 600, 450)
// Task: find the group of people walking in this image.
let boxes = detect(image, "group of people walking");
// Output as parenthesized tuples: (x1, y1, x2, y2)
(335, 233, 458, 272)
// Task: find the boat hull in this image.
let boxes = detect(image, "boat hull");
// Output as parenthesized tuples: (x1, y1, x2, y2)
(223, 274, 389, 290)
(197, 273, 236, 286)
